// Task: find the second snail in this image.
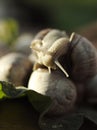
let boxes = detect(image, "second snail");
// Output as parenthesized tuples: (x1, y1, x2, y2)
(28, 28, 97, 116)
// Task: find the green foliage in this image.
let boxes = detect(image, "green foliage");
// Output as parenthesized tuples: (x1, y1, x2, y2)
(23, 0, 97, 31)
(0, 80, 97, 130)
(27, 90, 52, 114)
(0, 83, 7, 99)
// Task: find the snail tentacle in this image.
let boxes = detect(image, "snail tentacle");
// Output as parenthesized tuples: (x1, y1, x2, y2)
(54, 60, 69, 77)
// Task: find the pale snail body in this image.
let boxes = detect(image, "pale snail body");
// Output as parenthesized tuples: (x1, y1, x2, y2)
(31, 29, 69, 76)
(33, 29, 68, 49)
(28, 68, 77, 115)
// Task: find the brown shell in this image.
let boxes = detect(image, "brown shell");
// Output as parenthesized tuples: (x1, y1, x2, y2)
(85, 74, 97, 104)
(67, 33, 97, 82)
(28, 68, 77, 116)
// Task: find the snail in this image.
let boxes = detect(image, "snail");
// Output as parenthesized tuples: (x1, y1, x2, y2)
(30, 29, 69, 77)
(30, 29, 97, 81)
(28, 68, 77, 116)
(0, 52, 33, 86)
(28, 29, 77, 116)
(29, 28, 97, 115)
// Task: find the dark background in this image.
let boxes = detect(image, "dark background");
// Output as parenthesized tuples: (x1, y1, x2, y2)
(0, 0, 97, 32)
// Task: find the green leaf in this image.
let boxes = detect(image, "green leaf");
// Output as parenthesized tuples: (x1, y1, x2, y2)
(0, 81, 27, 99)
(0, 81, 52, 115)
(27, 90, 52, 114)
(0, 83, 8, 99)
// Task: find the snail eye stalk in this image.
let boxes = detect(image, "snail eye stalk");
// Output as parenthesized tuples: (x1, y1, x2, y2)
(55, 60, 69, 77)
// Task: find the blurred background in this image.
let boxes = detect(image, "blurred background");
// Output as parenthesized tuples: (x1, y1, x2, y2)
(1, 0, 97, 30)
(0, 0, 97, 46)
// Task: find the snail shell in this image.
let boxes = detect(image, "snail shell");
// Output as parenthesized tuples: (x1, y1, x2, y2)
(85, 74, 97, 104)
(0, 52, 33, 86)
(28, 68, 77, 116)
(65, 33, 97, 82)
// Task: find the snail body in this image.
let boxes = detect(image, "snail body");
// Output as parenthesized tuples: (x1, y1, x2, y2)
(31, 29, 69, 76)
(28, 68, 77, 116)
